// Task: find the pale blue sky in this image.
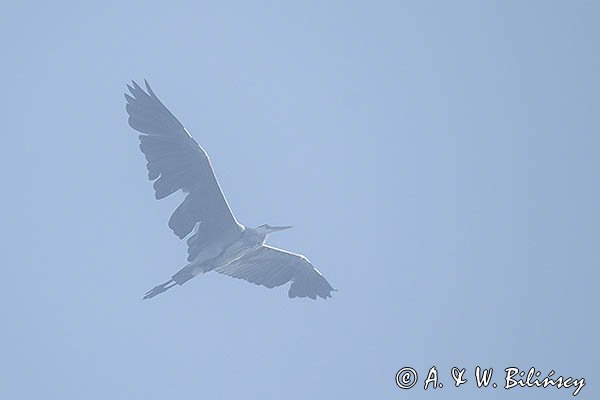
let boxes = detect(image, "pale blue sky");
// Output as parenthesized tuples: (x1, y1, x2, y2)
(2, 1, 598, 399)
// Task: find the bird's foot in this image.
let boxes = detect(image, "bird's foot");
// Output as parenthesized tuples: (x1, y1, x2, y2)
(143, 280, 176, 300)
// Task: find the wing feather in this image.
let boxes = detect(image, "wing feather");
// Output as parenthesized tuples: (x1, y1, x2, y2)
(215, 245, 335, 299)
(125, 80, 243, 246)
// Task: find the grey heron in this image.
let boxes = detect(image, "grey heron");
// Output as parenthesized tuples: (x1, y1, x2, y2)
(124, 80, 335, 300)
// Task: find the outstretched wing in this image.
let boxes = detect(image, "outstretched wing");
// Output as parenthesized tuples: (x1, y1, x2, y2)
(215, 245, 335, 299)
(125, 80, 243, 252)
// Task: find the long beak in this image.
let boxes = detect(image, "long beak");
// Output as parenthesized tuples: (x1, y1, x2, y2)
(270, 225, 293, 232)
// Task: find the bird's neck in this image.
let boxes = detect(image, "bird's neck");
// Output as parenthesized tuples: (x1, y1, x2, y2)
(244, 228, 267, 244)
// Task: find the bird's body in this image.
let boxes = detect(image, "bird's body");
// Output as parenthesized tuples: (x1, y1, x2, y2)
(174, 225, 273, 285)
(125, 80, 334, 300)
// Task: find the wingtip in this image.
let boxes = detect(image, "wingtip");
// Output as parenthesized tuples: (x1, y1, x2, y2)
(131, 80, 143, 92)
(144, 79, 156, 97)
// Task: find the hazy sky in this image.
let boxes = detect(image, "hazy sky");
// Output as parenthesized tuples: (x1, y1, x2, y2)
(2, 1, 598, 399)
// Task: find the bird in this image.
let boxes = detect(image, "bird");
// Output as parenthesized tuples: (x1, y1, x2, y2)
(124, 80, 335, 300)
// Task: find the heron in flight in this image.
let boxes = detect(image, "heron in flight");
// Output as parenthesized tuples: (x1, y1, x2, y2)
(124, 80, 335, 300)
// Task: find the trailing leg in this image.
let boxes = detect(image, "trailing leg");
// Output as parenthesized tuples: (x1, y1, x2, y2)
(143, 278, 176, 300)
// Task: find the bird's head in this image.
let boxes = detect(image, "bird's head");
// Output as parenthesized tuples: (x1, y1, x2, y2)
(255, 224, 293, 235)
